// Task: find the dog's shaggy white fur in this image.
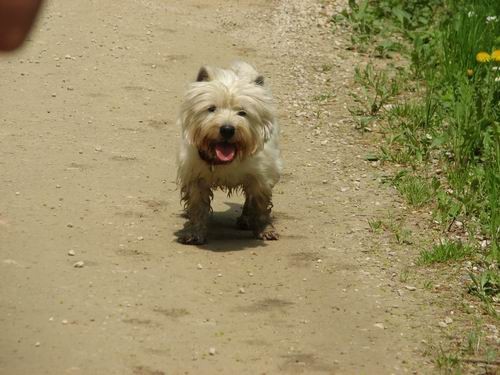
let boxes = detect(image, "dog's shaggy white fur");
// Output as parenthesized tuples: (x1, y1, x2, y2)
(176, 61, 281, 244)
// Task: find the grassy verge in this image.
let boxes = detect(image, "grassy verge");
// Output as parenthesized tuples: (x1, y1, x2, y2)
(335, 0, 499, 369)
(337, 0, 499, 280)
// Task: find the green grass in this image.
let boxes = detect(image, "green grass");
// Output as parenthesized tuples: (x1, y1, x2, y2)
(337, 0, 441, 57)
(394, 173, 434, 207)
(349, 63, 405, 131)
(419, 241, 473, 264)
(368, 219, 383, 233)
(465, 323, 483, 356)
(435, 348, 462, 374)
(342, 0, 499, 269)
(468, 270, 500, 303)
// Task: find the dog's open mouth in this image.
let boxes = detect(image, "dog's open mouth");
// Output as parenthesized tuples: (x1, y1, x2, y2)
(214, 142, 236, 163)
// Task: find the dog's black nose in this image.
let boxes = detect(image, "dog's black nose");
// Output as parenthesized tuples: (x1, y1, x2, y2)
(220, 124, 235, 139)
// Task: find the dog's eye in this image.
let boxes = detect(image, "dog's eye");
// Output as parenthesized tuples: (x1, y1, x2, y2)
(237, 110, 247, 117)
(207, 105, 216, 113)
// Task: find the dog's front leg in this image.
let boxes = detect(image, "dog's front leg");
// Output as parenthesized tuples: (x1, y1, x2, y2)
(244, 183, 279, 241)
(178, 179, 212, 245)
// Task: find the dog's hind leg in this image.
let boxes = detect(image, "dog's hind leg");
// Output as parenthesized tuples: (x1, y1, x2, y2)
(178, 179, 212, 245)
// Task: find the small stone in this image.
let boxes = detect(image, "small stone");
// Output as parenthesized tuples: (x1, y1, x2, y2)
(405, 285, 417, 291)
(15, 192, 20, 196)
(35, 342, 41, 347)
(238, 288, 246, 294)
(73, 261, 85, 268)
(51, 93, 56, 97)
(56, 184, 61, 188)
(197, 264, 203, 270)
(217, 273, 222, 277)
(94, 146, 102, 152)
(67, 223, 74, 228)
(68, 249, 76, 256)
(3, 259, 19, 265)
(374, 323, 385, 329)
(316, 259, 323, 263)
(438, 321, 448, 328)
(61, 319, 69, 325)
(340, 187, 349, 192)
(208, 347, 216, 355)
(444, 317, 453, 324)
(137, 236, 144, 241)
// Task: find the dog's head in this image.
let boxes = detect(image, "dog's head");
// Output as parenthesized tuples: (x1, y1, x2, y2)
(180, 62, 275, 165)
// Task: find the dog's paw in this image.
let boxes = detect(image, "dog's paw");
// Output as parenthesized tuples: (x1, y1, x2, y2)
(177, 230, 207, 245)
(254, 225, 279, 241)
(236, 215, 252, 230)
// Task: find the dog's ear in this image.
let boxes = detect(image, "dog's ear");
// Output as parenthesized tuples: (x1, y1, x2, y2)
(196, 66, 213, 82)
(254, 75, 264, 86)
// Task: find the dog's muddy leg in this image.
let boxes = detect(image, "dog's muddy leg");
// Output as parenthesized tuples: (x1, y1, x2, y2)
(178, 179, 212, 245)
(236, 198, 252, 230)
(244, 185, 279, 240)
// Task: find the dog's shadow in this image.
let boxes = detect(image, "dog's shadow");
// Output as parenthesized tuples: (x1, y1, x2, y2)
(174, 202, 269, 252)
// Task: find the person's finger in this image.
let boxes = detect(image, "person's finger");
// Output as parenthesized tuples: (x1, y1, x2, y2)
(0, 0, 44, 51)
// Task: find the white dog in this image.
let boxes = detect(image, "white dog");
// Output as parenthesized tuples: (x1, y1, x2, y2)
(176, 61, 282, 245)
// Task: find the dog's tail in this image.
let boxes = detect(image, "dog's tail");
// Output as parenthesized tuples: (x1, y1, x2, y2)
(230, 61, 264, 86)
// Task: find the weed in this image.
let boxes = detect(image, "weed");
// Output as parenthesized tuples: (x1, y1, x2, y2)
(423, 280, 433, 289)
(399, 268, 410, 283)
(465, 324, 482, 356)
(353, 63, 401, 115)
(320, 63, 334, 72)
(393, 172, 433, 208)
(435, 348, 461, 373)
(384, 216, 413, 244)
(434, 188, 463, 228)
(419, 241, 473, 265)
(469, 270, 500, 303)
(313, 92, 335, 102)
(368, 219, 383, 233)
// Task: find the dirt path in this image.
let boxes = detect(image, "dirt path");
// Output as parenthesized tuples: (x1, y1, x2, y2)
(1, 1, 439, 374)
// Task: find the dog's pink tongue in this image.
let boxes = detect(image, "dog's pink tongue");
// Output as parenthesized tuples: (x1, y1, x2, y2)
(215, 143, 236, 162)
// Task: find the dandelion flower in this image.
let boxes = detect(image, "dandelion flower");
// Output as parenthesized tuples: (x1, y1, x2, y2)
(476, 52, 491, 63)
(492, 50, 500, 62)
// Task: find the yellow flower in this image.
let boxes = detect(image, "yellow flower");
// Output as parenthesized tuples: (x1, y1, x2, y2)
(476, 51, 491, 63)
(467, 69, 474, 77)
(492, 50, 500, 62)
